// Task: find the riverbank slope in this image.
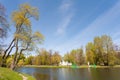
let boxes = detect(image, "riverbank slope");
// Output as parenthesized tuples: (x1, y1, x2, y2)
(0, 67, 35, 80)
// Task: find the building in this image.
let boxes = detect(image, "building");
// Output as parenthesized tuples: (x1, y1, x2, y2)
(59, 60, 72, 66)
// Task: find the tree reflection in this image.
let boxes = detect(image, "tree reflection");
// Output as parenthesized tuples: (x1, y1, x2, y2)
(33, 72, 57, 80)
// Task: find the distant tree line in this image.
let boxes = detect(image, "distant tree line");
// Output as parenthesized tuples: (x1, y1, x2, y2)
(64, 47, 85, 65)
(25, 49, 62, 66)
(2, 35, 120, 67)
(18, 35, 120, 66)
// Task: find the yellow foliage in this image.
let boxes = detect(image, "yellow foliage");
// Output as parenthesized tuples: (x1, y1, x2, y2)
(14, 34, 29, 42)
(33, 31, 44, 44)
(18, 60, 24, 66)
(34, 32, 44, 40)
(20, 3, 39, 20)
(11, 3, 44, 52)
(12, 3, 39, 28)
(6, 57, 13, 68)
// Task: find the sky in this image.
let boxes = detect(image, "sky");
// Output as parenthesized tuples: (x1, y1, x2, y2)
(1, 0, 120, 56)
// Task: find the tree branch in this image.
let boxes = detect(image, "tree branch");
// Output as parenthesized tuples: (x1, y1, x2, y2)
(5, 43, 15, 59)
(2, 38, 15, 59)
(15, 43, 29, 65)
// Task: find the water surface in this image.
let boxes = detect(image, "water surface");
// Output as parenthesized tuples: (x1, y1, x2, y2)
(16, 67, 120, 80)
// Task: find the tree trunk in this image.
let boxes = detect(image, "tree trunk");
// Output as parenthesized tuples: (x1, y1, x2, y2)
(10, 62, 16, 70)
(1, 59, 6, 67)
(0, 38, 15, 67)
(2, 38, 15, 59)
(15, 49, 23, 66)
(10, 39, 18, 70)
(104, 62, 108, 66)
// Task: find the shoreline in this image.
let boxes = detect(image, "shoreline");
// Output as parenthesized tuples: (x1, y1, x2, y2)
(22, 65, 120, 68)
(0, 67, 35, 80)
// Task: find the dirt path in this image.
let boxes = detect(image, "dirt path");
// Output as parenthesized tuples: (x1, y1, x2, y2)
(19, 74, 28, 80)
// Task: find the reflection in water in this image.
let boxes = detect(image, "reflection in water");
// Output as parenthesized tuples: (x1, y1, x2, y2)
(33, 73, 57, 80)
(32, 68, 58, 80)
(33, 73, 49, 80)
(16, 67, 120, 80)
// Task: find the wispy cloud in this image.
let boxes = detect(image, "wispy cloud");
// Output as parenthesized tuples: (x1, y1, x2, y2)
(41, 0, 120, 55)
(72, 0, 120, 43)
(55, 0, 120, 54)
(59, 0, 72, 13)
(56, 14, 73, 35)
(56, 0, 74, 36)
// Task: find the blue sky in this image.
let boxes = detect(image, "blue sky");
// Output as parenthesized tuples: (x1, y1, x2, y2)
(1, 0, 120, 56)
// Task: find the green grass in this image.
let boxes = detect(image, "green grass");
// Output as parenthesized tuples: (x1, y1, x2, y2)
(0, 67, 22, 80)
(24, 65, 120, 68)
(24, 65, 71, 68)
(22, 73, 35, 80)
(24, 65, 92, 68)
(0, 67, 36, 80)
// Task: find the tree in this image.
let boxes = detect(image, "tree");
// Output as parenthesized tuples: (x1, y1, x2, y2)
(114, 45, 120, 64)
(25, 56, 34, 65)
(0, 3, 9, 40)
(0, 3, 9, 67)
(32, 56, 41, 65)
(93, 36, 103, 65)
(101, 35, 116, 66)
(86, 42, 95, 64)
(64, 50, 76, 64)
(64, 53, 71, 62)
(76, 48, 85, 65)
(0, 3, 9, 57)
(1, 3, 44, 70)
(64, 48, 85, 65)
(33, 49, 52, 65)
(29, 49, 61, 66)
(86, 35, 117, 66)
(11, 3, 43, 70)
(51, 52, 61, 66)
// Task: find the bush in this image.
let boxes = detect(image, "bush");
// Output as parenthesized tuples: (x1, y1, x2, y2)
(6, 57, 13, 68)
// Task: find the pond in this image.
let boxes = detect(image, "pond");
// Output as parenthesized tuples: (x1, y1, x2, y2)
(16, 67, 120, 80)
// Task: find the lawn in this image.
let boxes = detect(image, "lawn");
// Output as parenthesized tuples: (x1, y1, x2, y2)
(0, 67, 35, 80)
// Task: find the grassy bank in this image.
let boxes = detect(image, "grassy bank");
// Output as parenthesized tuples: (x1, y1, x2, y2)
(24, 65, 118, 68)
(0, 67, 35, 80)
(24, 65, 72, 68)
